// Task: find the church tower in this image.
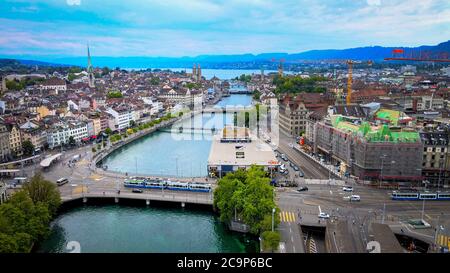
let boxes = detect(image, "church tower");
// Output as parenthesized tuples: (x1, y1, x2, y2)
(197, 64, 202, 82)
(278, 61, 283, 77)
(192, 64, 197, 81)
(87, 44, 95, 88)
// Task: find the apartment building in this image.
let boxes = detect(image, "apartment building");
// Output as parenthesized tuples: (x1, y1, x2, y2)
(420, 125, 450, 187)
(47, 121, 89, 149)
(314, 115, 423, 184)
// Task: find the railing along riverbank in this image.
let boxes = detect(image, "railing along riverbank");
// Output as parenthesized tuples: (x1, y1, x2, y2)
(93, 117, 183, 167)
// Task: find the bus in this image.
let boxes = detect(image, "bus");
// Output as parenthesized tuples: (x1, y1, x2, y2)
(56, 178, 69, 186)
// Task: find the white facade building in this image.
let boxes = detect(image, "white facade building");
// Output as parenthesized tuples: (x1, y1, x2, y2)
(47, 121, 88, 149)
(106, 106, 136, 130)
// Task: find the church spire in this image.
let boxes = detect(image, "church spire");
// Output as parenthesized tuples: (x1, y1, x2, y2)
(87, 43, 95, 88)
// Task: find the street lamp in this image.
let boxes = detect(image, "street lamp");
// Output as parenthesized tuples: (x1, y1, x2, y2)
(434, 213, 444, 250)
(421, 180, 430, 221)
(380, 155, 386, 189)
(271, 208, 276, 232)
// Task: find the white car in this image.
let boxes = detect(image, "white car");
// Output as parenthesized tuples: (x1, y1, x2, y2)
(342, 186, 354, 192)
(350, 195, 361, 202)
(318, 212, 330, 219)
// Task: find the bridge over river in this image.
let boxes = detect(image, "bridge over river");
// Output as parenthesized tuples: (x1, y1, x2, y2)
(158, 126, 218, 134)
(62, 190, 213, 207)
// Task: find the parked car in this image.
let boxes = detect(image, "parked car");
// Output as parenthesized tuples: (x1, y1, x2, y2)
(297, 186, 309, 192)
(298, 171, 304, 177)
(281, 154, 288, 161)
(132, 189, 143, 193)
(293, 165, 300, 171)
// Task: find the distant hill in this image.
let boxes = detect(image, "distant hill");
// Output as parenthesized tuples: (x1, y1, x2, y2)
(285, 40, 450, 61)
(3, 40, 449, 69)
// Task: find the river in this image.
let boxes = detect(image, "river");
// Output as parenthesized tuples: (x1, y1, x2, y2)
(101, 94, 253, 177)
(36, 204, 259, 253)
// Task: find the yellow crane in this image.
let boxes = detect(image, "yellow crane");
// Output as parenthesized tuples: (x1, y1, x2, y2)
(346, 60, 372, 105)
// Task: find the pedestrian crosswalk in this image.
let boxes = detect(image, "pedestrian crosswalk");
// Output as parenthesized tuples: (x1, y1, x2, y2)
(437, 235, 450, 249)
(279, 211, 296, 223)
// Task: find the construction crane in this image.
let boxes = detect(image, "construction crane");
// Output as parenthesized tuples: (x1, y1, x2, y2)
(346, 60, 373, 105)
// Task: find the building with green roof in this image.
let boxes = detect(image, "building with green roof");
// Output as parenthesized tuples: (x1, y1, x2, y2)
(314, 115, 423, 184)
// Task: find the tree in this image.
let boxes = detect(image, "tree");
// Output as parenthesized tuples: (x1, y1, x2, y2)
(6, 79, 25, 91)
(107, 91, 123, 99)
(68, 136, 76, 146)
(105, 128, 112, 135)
(0, 188, 55, 253)
(67, 73, 77, 82)
(273, 75, 328, 94)
(253, 90, 261, 100)
(214, 166, 279, 235)
(22, 140, 35, 156)
(149, 77, 160, 86)
(23, 173, 61, 217)
(261, 231, 280, 252)
(101, 67, 111, 76)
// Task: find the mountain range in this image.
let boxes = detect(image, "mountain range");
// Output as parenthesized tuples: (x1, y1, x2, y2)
(3, 40, 449, 69)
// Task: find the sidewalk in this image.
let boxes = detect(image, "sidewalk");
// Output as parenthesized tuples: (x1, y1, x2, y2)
(293, 145, 343, 179)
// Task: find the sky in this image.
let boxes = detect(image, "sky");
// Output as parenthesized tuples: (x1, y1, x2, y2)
(0, 0, 449, 59)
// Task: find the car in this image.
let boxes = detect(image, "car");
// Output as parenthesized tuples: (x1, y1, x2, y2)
(350, 195, 361, 202)
(318, 212, 330, 219)
(132, 189, 143, 193)
(298, 171, 304, 177)
(297, 186, 309, 192)
(283, 169, 289, 175)
(281, 154, 288, 161)
(293, 165, 300, 171)
(342, 186, 354, 192)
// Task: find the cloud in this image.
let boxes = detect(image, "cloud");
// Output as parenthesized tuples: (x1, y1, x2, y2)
(0, 0, 449, 57)
(66, 0, 81, 6)
(367, 0, 381, 6)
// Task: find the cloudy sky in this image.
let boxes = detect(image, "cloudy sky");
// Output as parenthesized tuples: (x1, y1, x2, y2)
(0, 0, 449, 58)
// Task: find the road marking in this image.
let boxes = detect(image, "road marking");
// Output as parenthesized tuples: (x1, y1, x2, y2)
(279, 242, 286, 253)
(291, 236, 294, 243)
(280, 211, 296, 223)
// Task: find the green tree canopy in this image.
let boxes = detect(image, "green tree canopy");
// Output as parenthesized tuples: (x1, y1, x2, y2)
(22, 140, 35, 156)
(23, 173, 61, 216)
(273, 75, 327, 94)
(0, 179, 60, 253)
(261, 231, 280, 252)
(107, 91, 123, 99)
(213, 166, 280, 235)
(149, 77, 160, 86)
